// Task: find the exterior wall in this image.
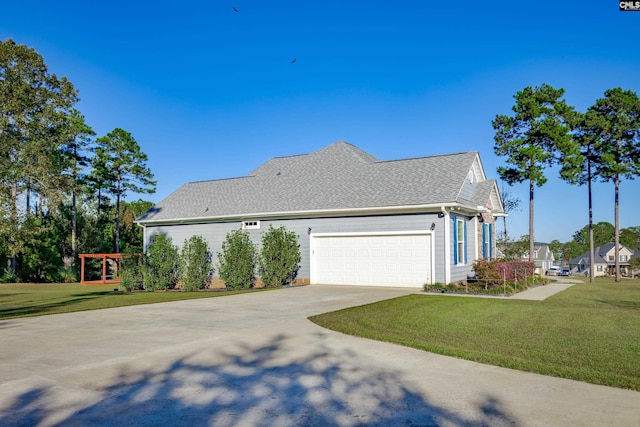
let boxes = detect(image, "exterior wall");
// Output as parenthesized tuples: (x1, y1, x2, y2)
(476, 213, 496, 261)
(457, 177, 476, 201)
(143, 211, 449, 285)
(572, 262, 608, 277)
(448, 213, 477, 283)
(603, 247, 634, 263)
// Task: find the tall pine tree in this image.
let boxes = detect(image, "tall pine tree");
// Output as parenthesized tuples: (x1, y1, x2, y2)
(493, 84, 578, 263)
(94, 128, 156, 253)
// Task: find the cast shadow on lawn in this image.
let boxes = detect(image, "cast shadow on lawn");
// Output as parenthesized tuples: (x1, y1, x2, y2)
(597, 299, 640, 310)
(0, 333, 517, 426)
(0, 291, 117, 319)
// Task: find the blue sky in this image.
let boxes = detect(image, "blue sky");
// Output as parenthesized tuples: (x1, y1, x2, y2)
(2, 1, 639, 243)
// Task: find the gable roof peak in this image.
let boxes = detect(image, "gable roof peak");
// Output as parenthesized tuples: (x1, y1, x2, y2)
(313, 141, 379, 163)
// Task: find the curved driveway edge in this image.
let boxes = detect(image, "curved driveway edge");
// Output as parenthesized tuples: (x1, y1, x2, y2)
(0, 284, 638, 426)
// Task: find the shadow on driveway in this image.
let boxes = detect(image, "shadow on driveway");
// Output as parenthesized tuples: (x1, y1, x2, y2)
(0, 333, 516, 426)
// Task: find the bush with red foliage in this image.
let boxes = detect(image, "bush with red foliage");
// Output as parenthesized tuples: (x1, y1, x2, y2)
(473, 259, 535, 282)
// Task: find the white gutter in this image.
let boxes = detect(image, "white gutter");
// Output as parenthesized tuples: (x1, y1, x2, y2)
(136, 202, 466, 226)
(441, 205, 451, 284)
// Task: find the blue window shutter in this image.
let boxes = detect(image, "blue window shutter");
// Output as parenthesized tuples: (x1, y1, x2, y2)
(463, 220, 467, 264)
(452, 215, 457, 264)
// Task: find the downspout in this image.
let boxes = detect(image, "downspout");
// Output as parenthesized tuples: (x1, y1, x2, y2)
(441, 206, 451, 284)
(136, 222, 147, 251)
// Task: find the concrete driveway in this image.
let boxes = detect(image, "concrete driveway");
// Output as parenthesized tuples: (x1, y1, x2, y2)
(0, 284, 638, 426)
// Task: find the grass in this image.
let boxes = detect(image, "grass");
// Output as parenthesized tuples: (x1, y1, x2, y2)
(0, 283, 269, 320)
(309, 277, 640, 391)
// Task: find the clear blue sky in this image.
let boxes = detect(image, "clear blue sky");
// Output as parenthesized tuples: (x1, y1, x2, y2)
(2, 1, 639, 243)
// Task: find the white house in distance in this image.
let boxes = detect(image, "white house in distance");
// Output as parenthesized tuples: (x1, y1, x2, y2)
(569, 243, 636, 277)
(522, 244, 556, 274)
(136, 142, 505, 288)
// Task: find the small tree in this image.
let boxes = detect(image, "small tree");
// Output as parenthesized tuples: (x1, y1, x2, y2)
(259, 225, 301, 288)
(217, 229, 255, 290)
(499, 182, 521, 242)
(181, 235, 212, 291)
(120, 254, 143, 292)
(497, 234, 529, 260)
(144, 233, 180, 291)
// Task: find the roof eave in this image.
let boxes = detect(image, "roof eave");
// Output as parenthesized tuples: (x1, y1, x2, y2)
(136, 201, 498, 226)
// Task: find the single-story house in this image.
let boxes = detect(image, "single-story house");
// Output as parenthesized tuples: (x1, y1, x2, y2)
(568, 243, 635, 277)
(136, 141, 505, 288)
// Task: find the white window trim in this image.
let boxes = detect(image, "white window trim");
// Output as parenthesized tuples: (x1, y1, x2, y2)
(456, 218, 465, 265)
(242, 220, 260, 230)
(483, 223, 491, 260)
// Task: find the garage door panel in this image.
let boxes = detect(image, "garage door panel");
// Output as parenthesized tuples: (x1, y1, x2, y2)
(313, 233, 431, 288)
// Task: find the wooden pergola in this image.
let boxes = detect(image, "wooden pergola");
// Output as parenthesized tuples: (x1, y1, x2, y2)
(79, 253, 124, 285)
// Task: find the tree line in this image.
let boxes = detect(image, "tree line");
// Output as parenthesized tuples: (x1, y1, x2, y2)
(1, 39, 155, 282)
(499, 223, 640, 263)
(494, 84, 640, 282)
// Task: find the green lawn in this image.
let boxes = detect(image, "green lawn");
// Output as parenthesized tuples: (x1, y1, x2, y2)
(0, 283, 268, 320)
(309, 277, 640, 391)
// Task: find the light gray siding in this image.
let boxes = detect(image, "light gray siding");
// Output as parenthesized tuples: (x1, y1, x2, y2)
(144, 212, 448, 284)
(449, 214, 476, 283)
(457, 176, 476, 202)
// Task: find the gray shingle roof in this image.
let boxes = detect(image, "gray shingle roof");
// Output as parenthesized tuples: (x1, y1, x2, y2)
(470, 180, 497, 208)
(138, 141, 499, 223)
(568, 243, 633, 265)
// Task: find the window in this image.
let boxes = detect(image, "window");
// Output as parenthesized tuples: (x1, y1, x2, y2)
(597, 265, 603, 272)
(242, 220, 260, 230)
(621, 255, 628, 262)
(608, 255, 614, 261)
(453, 217, 466, 265)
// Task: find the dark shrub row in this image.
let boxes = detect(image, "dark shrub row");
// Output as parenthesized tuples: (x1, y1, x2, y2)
(121, 225, 301, 292)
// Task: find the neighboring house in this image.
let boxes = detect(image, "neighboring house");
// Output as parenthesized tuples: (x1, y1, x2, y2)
(568, 243, 635, 277)
(136, 141, 505, 288)
(522, 245, 556, 273)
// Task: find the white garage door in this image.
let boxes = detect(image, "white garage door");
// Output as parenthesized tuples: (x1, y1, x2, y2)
(312, 233, 432, 287)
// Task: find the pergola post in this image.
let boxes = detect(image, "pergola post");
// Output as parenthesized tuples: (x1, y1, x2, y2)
(79, 253, 133, 285)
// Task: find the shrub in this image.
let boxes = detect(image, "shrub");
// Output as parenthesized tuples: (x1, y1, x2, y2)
(0, 268, 19, 283)
(143, 234, 181, 291)
(494, 260, 535, 282)
(258, 225, 301, 287)
(181, 235, 213, 291)
(217, 229, 255, 290)
(472, 259, 501, 283)
(54, 267, 78, 283)
(120, 255, 143, 291)
(473, 259, 535, 283)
